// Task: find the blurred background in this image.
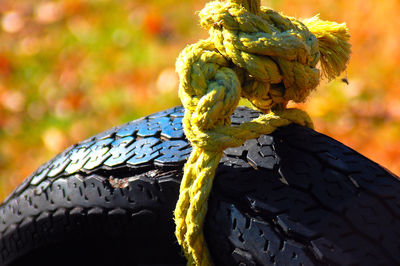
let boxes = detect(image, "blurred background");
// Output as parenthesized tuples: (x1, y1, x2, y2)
(0, 0, 399, 201)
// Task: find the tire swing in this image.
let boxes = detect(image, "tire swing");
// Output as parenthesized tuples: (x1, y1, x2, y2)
(2, 1, 400, 266)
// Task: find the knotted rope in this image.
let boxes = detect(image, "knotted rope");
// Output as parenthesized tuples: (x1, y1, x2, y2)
(174, 1, 351, 265)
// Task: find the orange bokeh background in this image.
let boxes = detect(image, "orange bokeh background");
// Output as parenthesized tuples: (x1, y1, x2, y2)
(0, 0, 399, 201)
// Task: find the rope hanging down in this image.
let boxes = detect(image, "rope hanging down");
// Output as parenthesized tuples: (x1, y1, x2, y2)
(174, 0, 351, 265)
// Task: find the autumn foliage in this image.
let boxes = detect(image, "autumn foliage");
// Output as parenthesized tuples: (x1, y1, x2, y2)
(0, 0, 399, 201)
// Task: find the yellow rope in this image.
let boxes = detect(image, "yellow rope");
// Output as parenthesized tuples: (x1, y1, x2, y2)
(174, 1, 351, 265)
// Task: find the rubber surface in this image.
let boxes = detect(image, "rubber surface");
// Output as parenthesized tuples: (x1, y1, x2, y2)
(1, 106, 400, 266)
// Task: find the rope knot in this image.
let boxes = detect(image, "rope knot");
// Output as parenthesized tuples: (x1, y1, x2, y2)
(174, 1, 351, 265)
(198, 0, 322, 112)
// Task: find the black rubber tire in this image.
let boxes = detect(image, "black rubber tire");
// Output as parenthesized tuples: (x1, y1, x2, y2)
(1, 106, 400, 266)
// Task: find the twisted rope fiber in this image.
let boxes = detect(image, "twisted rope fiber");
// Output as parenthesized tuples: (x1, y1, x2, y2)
(173, 0, 351, 265)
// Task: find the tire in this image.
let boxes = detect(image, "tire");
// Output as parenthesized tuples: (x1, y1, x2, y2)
(1, 106, 400, 266)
